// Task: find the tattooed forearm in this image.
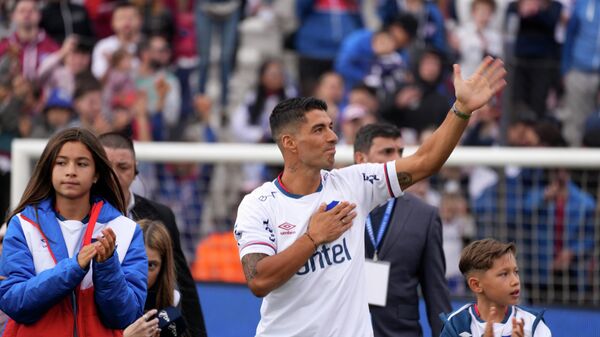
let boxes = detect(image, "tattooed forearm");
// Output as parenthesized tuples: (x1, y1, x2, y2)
(397, 172, 413, 190)
(242, 253, 268, 282)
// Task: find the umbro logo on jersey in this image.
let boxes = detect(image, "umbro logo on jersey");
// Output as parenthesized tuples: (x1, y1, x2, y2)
(362, 173, 380, 184)
(278, 222, 296, 235)
(459, 332, 472, 337)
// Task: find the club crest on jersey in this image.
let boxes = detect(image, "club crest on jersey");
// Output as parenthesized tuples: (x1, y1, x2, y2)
(278, 222, 296, 235)
(362, 173, 380, 184)
(41, 238, 48, 248)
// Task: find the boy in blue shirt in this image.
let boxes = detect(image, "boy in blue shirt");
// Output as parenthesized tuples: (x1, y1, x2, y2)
(440, 238, 551, 337)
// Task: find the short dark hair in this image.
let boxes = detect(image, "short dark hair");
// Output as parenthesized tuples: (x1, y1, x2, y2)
(99, 132, 135, 154)
(459, 238, 516, 276)
(269, 97, 328, 143)
(350, 82, 377, 97)
(113, 1, 138, 13)
(354, 123, 402, 154)
(471, 0, 497, 12)
(385, 13, 418, 39)
(73, 72, 102, 100)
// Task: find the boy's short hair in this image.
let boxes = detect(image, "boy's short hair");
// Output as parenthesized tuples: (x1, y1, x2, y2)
(459, 238, 516, 276)
(471, 0, 497, 12)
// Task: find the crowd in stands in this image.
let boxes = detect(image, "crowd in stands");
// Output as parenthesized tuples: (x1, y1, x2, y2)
(1, 0, 599, 305)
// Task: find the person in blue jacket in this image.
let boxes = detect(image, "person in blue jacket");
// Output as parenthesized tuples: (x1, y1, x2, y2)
(560, 0, 600, 146)
(295, 0, 363, 96)
(335, 13, 418, 99)
(0, 127, 147, 337)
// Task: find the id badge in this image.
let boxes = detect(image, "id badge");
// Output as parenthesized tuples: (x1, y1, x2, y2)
(364, 259, 390, 307)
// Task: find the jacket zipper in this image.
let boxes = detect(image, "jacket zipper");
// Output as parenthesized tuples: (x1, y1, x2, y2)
(72, 291, 79, 337)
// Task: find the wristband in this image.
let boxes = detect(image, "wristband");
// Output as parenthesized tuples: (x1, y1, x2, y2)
(304, 232, 318, 250)
(452, 102, 471, 120)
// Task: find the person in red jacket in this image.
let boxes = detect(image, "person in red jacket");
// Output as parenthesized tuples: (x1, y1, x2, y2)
(0, 0, 59, 80)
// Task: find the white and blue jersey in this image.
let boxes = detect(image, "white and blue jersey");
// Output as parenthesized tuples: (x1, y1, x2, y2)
(234, 162, 402, 337)
(440, 303, 552, 337)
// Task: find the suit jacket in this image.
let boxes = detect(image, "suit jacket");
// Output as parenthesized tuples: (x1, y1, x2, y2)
(131, 194, 207, 337)
(366, 193, 451, 337)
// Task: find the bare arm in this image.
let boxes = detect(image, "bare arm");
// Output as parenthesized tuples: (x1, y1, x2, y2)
(395, 57, 507, 189)
(241, 202, 357, 297)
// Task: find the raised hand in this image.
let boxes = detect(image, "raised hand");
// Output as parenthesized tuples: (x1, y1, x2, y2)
(453, 56, 507, 114)
(483, 306, 498, 337)
(307, 202, 357, 246)
(123, 309, 160, 337)
(512, 317, 525, 337)
(78, 244, 98, 269)
(94, 228, 117, 263)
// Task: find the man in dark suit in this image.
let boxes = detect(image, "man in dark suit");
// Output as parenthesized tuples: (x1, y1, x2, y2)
(99, 132, 207, 337)
(354, 123, 451, 337)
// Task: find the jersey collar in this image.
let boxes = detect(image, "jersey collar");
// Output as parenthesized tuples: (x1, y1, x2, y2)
(274, 173, 323, 199)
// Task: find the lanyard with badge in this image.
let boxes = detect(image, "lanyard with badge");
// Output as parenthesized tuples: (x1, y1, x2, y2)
(364, 199, 394, 307)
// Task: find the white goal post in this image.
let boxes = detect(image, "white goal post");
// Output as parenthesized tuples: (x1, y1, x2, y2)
(10, 138, 600, 209)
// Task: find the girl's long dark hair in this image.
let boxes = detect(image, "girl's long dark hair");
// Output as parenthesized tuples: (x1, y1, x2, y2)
(7, 128, 126, 222)
(138, 219, 176, 309)
(248, 59, 287, 125)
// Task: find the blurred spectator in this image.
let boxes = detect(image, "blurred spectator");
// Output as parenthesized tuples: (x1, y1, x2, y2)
(72, 72, 112, 134)
(85, 0, 119, 39)
(172, 0, 198, 123)
(0, 72, 31, 219)
(92, 2, 142, 79)
(231, 59, 296, 191)
(156, 163, 213, 263)
(102, 48, 136, 116)
(381, 47, 452, 135)
(295, 0, 362, 96)
(335, 13, 417, 99)
(29, 88, 75, 138)
(135, 35, 181, 140)
(195, 0, 243, 110)
(440, 191, 475, 295)
(348, 83, 380, 116)
(0, 0, 59, 80)
(379, 0, 448, 54)
(40, 0, 95, 45)
(339, 104, 376, 145)
(232, 59, 296, 144)
(462, 101, 502, 146)
(314, 71, 344, 123)
(181, 94, 217, 144)
(38, 36, 92, 97)
(450, 0, 512, 32)
(110, 89, 154, 141)
(450, 0, 503, 78)
(406, 178, 442, 207)
(582, 110, 600, 148)
(522, 125, 596, 303)
(132, 0, 175, 41)
(560, 0, 600, 146)
(505, 0, 562, 119)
